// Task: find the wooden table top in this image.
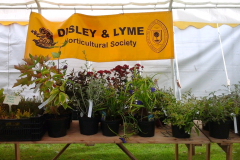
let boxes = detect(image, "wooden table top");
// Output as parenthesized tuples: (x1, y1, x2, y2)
(201, 129, 240, 145)
(0, 120, 210, 144)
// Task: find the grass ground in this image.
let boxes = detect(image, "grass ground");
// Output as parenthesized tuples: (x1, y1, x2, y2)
(0, 143, 240, 160)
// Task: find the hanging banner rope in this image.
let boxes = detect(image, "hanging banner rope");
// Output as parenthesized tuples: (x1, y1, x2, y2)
(24, 12, 174, 62)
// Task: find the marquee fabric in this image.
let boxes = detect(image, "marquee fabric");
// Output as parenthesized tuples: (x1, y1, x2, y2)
(25, 12, 174, 62)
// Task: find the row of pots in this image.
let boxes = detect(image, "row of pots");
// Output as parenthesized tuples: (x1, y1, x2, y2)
(47, 114, 189, 139)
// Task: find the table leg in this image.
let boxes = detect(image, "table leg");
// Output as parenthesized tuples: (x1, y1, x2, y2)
(185, 144, 193, 160)
(217, 143, 233, 160)
(52, 143, 71, 160)
(226, 144, 233, 160)
(116, 143, 137, 160)
(14, 143, 20, 160)
(192, 145, 195, 155)
(206, 143, 210, 160)
(175, 144, 179, 160)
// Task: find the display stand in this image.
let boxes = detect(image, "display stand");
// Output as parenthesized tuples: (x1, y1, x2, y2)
(200, 129, 239, 160)
(0, 121, 210, 160)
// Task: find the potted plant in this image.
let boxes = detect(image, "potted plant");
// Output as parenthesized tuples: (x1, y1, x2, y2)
(129, 70, 161, 137)
(154, 87, 175, 127)
(13, 41, 72, 138)
(164, 90, 200, 138)
(199, 91, 238, 139)
(101, 85, 132, 136)
(0, 93, 46, 141)
(67, 57, 106, 135)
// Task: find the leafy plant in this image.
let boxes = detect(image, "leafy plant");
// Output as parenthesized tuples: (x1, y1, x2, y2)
(102, 84, 132, 121)
(13, 41, 71, 116)
(129, 73, 161, 121)
(199, 91, 239, 124)
(15, 109, 32, 119)
(11, 96, 43, 116)
(164, 90, 200, 135)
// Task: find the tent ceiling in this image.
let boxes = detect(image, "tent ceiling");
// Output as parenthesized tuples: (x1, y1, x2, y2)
(1, 0, 240, 25)
(0, 0, 240, 10)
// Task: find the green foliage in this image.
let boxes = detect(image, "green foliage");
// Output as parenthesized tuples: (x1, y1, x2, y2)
(13, 42, 70, 116)
(164, 89, 200, 135)
(102, 85, 132, 120)
(128, 74, 162, 121)
(12, 96, 43, 116)
(78, 78, 105, 117)
(15, 109, 32, 119)
(0, 88, 5, 103)
(199, 91, 238, 123)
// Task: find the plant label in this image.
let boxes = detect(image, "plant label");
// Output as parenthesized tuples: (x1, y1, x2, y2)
(3, 95, 21, 105)
(163, 110, 167, 116)
(234, 116, 238, 133)
(38, 98, 49, 109)
(33, 83, 41, 93)
(101, 111, 106, 121)
(88, 99, 93, 118)
(148, 114, 154, 121)
(3, 95, 21, 112)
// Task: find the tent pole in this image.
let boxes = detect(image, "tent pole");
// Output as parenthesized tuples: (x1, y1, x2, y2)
(169, 0, 173, 11)
(171, 59, 176, 97)
(173, 28, 181, 100)
(1, 6, 240, 10)
(216, 23, 230, 93)
(34, 0, 42, 14)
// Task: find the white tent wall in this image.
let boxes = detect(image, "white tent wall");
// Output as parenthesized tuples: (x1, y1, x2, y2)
(175, 25, 240, 97)
(0, 4, 240, 98)
(1, 22, 240, 98)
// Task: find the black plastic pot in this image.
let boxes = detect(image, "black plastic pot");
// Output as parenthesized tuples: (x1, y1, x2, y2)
(60, 112, 72, 129)
(79, 117, 99, 135)
(202, 122, 210, 131)
(138, 120, 155, 137)
(72, 110, 80, 120)
(209, 120, 230, 139)
(101, 120, 120, 136)
(171, 125, 190, 138)
(237, 116, 240, 136)
(47, 117, 67, 138)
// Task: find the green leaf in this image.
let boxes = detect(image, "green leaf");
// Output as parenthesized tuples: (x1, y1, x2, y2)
(41, 69, 50, 75)
(20, 72, 28, 77)
(194, 126, 200, 136)
(50, 88, 60, 95)
(62, 102, 70, 109)
(48, 92, 58, 103)
(62, 79, 68, 87)
(61, 40, 68, 47)
(54, 97, 60, 106)
(52, 74, 63, 78)
(45, 81, 53, 88)
(60, 86, 64, 92)
(51, 52, 60, 58)
(59, 92, 67, 104)
(235, 107, 239, 115)
(29, 54, 33, 59)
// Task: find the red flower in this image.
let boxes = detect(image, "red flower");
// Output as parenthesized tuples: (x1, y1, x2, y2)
(97, 70, 104, 75)
(87, 72, 93, 76)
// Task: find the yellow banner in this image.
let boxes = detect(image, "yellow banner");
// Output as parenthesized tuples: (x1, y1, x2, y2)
(25, 12, 174, 62)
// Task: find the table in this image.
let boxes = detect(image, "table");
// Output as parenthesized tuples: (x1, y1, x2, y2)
(0, 121, 210, 160)
(200, 128, 240, 160)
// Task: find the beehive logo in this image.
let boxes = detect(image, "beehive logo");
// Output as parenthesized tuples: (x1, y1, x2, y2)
(146, 19, 169, 53)
(31, 27, 57, 49)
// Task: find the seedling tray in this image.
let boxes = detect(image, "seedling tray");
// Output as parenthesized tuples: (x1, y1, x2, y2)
(0, 115, 46, 141)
